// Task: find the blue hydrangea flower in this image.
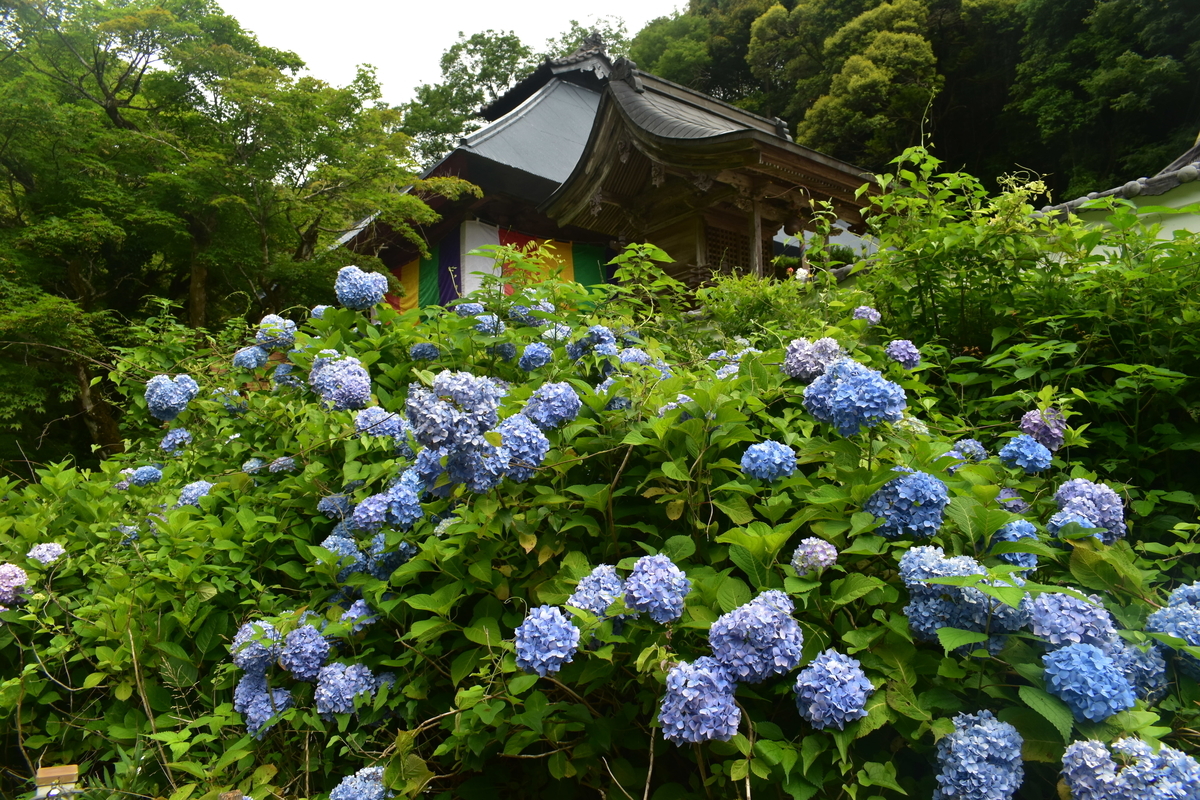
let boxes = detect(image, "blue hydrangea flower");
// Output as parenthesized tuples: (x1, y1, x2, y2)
(242, 457, 265, 474)
(542, 322, 572, 343)
(1047, 510, 1105, 542)
(233, 345, 269, 369)
(863, 470, 948, 539)
(446, 441, 510, 493)
(1113, 643, 1168, 703)
(1023, 591, 1121, 652)
(175, 480, 213, 508)
(318, 494, 354, 521)
(1062, 739, 1121, 800)
(454, 302, 484, 317)
(509, 298, 556, 327)
(330, 766, 392, 800)
(524, 382, 582, 431)
(658, 394, 695, 419)
(160, 428, 193, 454)
(991, 520, 1038, 570)
(367, 532, 416, 580)
(409, 342, 440, 361)
(145, 374, 200, 421)
(240, 680, 293, 739)
(1110, 738, 1200, 798)
(489, 342, 517, 361)
(280, 624, 330, 681)
(315, 662, 377, 717)
(1053, 479, 1127, 544)
(341, 599, 379, 633)
(310, 356, 371, 411)
(382, 469, 424, 528)
(885, 339, 920, 369)
(804, 359, 907, 436)
(709, 591, 804, 683)
(1020, 407, 1067, 451)
(268, 457, 296, 474)
(335, 266, 388, 310)
(782, 337, 845, 382)
(566, 565, 625, 618)
(741, 440, 797, 481)
(1146, 604, 1200, 680)
(566, 325, 618, 360)
(27, 543, 65, 565)
(1044, 643, 1136, 722)
(474, 314, 506, 335)
(793, 650, 873, 730)
(311, 304, 331, 319)
(853, 306, 881, 325)
(272, 362, 303, 390)
(996, 488, 1030, 514)
(1169, 582, 1200, 607)
(519, 342, 554, 371)
(900, 546, 1028, 648)
(514, 605, 581, 677)
(497, 413, 550, 482)
(130, 466, 162, 487)
(624, 554, 691, 624)
(791, 538, 838, 577)
(406, 370, 504, 451)
(319, 534, 367, 582)
(231, 621, 282, 673)
(931, 711, 1023, 800)
(594, 376, 630, 410)
(256, 314, 296, 349)
(999, 434, 1051, 474)
(658, 657, 741, 745)
(355, 406, 407, 439)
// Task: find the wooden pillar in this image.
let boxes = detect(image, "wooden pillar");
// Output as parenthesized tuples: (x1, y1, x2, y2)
(749, 200, 764, 277)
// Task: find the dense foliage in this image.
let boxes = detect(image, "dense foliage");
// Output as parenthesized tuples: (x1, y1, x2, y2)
(0, 0, 473, 466)
(3, 213, 1200, 799)
(630, 0, 1200, 195)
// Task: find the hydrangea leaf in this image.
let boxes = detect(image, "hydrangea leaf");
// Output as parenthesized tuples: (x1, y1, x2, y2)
(994, 708, 1065, 763)
(857, 761, 907, 795)
(935, 627, 989, 655)
(1018, 685, 1074, 743)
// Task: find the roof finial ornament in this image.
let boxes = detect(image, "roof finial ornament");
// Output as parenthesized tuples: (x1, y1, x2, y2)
(611, 57, 645, 93)
(582, 30, 605, 53)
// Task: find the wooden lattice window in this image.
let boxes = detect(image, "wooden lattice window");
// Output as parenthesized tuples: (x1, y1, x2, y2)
(706, 225, 751, 271)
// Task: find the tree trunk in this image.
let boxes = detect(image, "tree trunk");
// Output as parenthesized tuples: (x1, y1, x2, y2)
(75, 362, 124, 456)
(188, 250, 207, 329)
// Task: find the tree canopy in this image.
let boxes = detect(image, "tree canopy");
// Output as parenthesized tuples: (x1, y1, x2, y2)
(0, 0, 471, 470)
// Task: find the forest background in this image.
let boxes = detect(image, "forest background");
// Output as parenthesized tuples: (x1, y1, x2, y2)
(1, 0, 1199, 472)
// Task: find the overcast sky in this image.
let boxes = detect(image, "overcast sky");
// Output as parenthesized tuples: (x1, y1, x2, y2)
(214, 0, 683, 107)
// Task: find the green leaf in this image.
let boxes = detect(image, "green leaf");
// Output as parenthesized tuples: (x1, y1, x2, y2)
(829, 574, 885, 606)
(661, 535, 696, 561)
(729, 544, 771, 588)
(935, 627, 989, 655)
(1019, 686, 1074, 743)
(858, 761, 907, 795)
(712, 495, 755, 524)
(886, 681, 931, 721)
(716, 576, 752, 613)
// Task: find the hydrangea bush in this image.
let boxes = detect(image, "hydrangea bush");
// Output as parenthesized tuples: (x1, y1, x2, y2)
(1, 243, 1198, 800)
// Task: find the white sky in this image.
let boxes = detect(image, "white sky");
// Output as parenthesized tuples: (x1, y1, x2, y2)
(214, 0, 683, 106)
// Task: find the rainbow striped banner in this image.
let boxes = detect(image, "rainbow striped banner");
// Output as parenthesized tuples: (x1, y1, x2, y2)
(389, 221, 610, 312)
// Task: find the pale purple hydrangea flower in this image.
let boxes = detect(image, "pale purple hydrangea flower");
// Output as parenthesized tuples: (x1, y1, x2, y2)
(175, 480, 214, 508)
(27, 543, 65, 565)
(885, 339, 920, 369)
(1019, 407, 1067, 451)
(160, 428, 193, 455)
(0, 563, 28, 605)
(791, 538, 837, 577)
(782, 337, 845, 382)
(330, 766, 392, 800)
(853, 306, 881, 325)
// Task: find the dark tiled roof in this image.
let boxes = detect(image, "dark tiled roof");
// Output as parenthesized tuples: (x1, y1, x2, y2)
(460, 79, 601, 185)
(1041, 142, 1200, 215)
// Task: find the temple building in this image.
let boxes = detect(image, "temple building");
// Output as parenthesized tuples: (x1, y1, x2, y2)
(340, 36, 874, 310)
